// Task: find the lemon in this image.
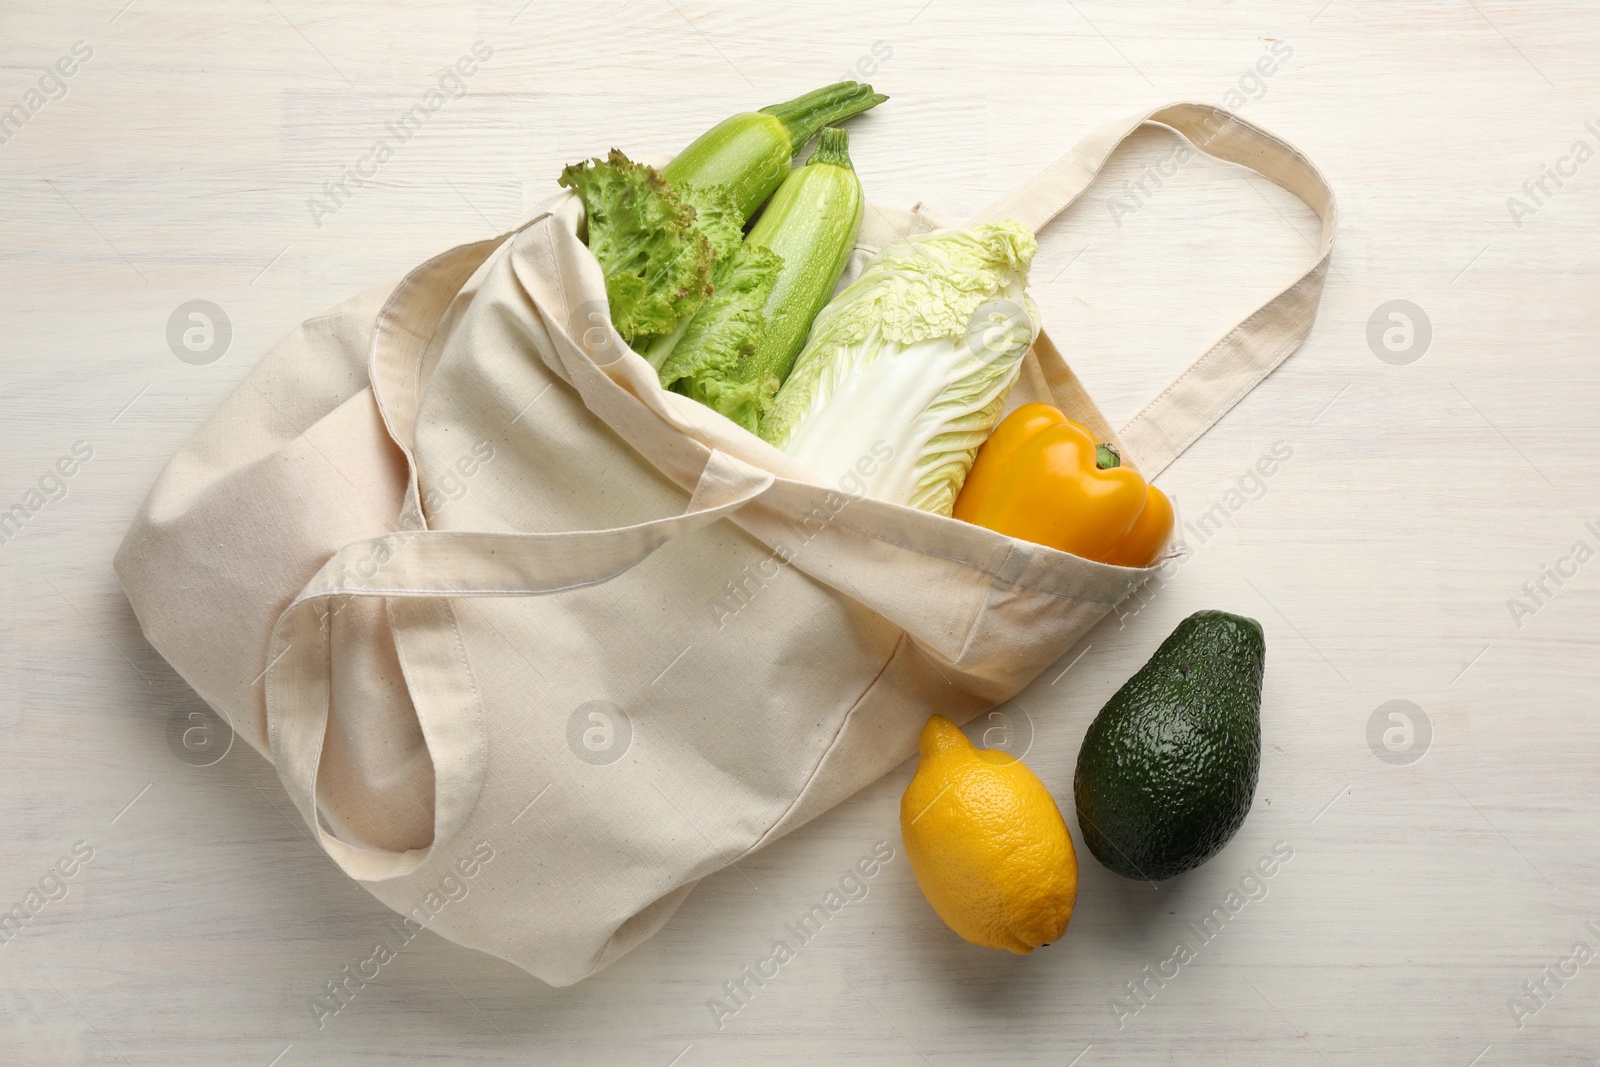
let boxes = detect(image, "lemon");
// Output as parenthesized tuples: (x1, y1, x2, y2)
(899, 714, 1078, 953)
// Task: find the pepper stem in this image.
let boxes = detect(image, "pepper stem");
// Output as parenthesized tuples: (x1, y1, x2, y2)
(759, 81, 887, 152)
(1095, 443, 1122, 470)
(807, 127, 854, 170)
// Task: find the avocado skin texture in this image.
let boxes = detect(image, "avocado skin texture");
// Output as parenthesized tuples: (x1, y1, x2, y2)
(1074, 610, 1264, 881)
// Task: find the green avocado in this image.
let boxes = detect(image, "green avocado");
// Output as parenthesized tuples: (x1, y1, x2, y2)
(1073, 610, 1264, 881)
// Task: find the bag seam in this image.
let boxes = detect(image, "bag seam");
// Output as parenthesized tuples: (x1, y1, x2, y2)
(736, 628, 909, 860)
(582, 631, 909, 981)
(954, 543, 1011, 663)
(752, 508, 1136, 608)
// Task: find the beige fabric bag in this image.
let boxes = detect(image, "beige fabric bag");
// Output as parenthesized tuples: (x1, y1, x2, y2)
(115, 102, 1334, 985)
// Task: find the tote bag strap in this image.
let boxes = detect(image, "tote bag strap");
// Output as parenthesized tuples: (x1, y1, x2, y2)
(265, 447, 774, 881)
(971, 101, 1337, 477)
(265, 215, 776, 881)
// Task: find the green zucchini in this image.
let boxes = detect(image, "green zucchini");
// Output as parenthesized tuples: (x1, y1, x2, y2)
(743, 126, 864, 389)
(656, 127, 865, 434)
(662, 81, 885, 224)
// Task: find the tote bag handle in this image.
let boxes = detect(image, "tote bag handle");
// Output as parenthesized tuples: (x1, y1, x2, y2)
(972, 101, 1337, 477)
(264, 224, 777, 881)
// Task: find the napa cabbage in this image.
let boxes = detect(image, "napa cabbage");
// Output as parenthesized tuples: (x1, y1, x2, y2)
(761, 220, 1040, 515)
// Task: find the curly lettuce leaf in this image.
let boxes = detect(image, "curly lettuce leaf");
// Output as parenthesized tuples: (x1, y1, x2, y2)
(558, 150, 716, 344)
(677, 182, 745, 266)
(656, 244, 786, 434)
(761, 220, 1040, 515)
(637, 182, 752, 372)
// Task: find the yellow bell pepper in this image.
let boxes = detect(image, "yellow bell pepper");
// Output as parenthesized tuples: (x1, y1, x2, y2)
(953, 403, 1173, 568)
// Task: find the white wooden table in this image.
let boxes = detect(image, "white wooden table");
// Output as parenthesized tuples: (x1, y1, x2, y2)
(4, 2, 1597, 1064)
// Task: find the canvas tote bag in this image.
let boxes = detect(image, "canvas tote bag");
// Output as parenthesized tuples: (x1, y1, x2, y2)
(115, 102, 1335, 986)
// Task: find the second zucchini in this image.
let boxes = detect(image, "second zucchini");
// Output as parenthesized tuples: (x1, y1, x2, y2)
(657, 127, 865, 434)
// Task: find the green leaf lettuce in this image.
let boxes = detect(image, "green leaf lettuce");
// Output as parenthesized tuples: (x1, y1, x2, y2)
(655, 243, 786, 434)
(558, 150, 717, 345)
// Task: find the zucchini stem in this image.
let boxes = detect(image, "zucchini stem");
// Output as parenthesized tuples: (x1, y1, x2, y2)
(808, 127, 854, 169)
(760, 81, 887, 152)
